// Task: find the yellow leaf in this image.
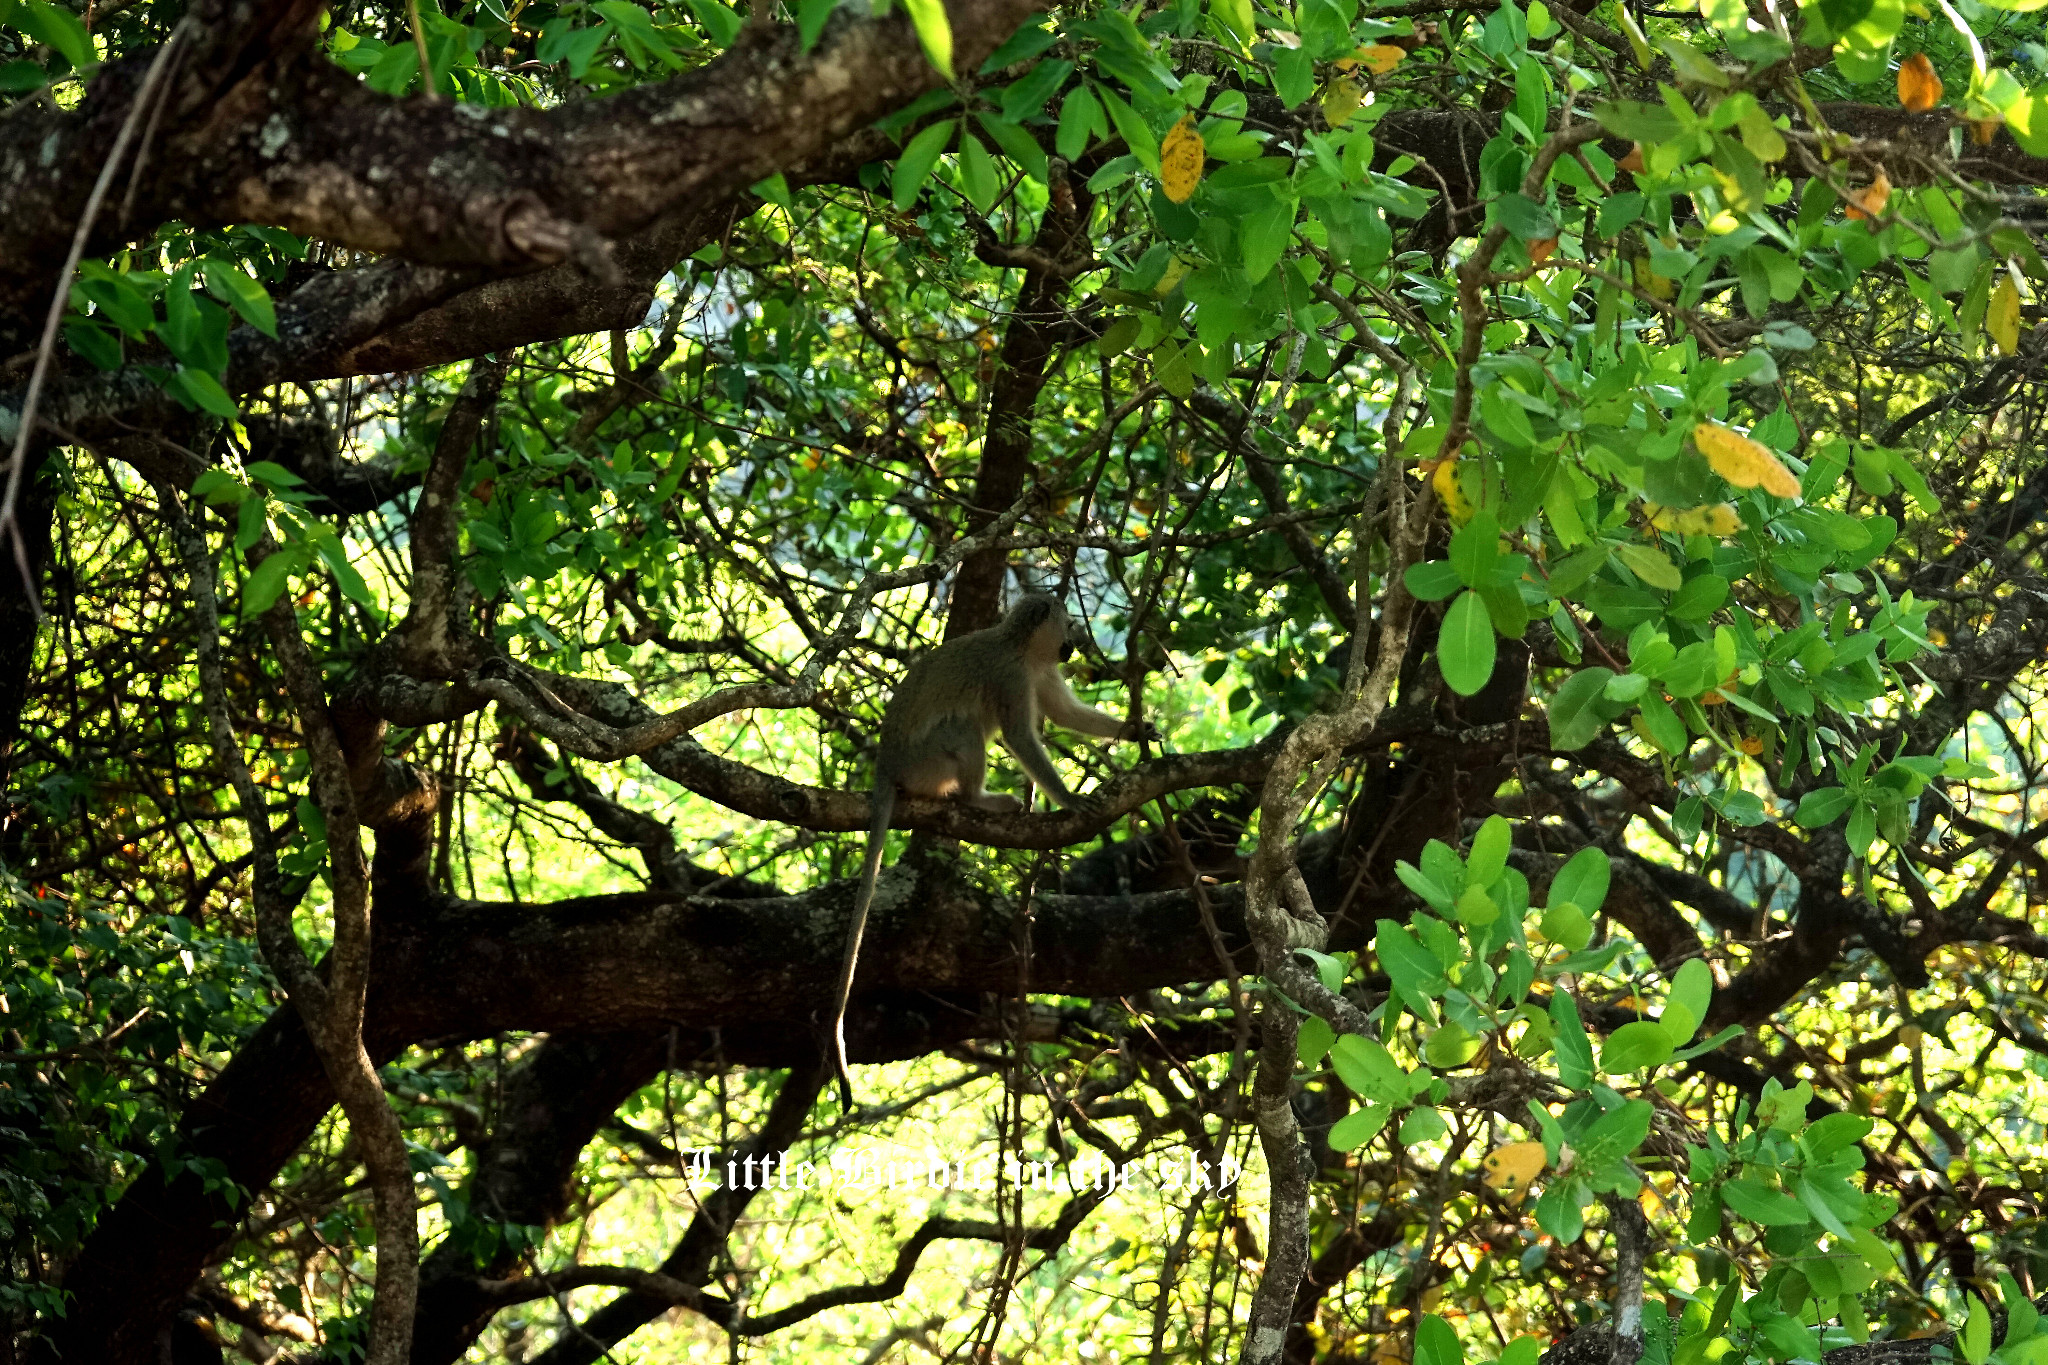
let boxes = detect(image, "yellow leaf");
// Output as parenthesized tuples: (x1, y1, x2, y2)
(1322, 78, 1364, 128)
(1845, 169, 1892, 222)
(1644, 500, 1745, 537)
(1432, 456, 1474, 526)
(1897, 53, 1942, 113)
(1159, 114, 1205, 204)
(1693, 421, 1802, 500)
(1989, 273, 2021, 355)
(1357, 41, 1406, 73)
(1632, 254, 1674, 300)
(1153, 254, 1192, 297)
(1483, 1141, 1547, 1197)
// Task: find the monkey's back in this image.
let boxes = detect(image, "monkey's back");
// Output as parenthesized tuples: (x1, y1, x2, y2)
(875, 627, 1016, 775)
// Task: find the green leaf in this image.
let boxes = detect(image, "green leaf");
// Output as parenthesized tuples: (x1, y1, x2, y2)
(1096, 315, 1141, 357)
(1536, 1178, 1586, 1242)
(64, 319, 121, 370)
(1660, 37, 1729, 86)
(1271, 45, 1314, 106)
(1376, 919, 1448, 1005)
(1395, 858, 1454, 912)
(2002, 1274, 2040, 1346)
(1549, 991, 1595, 1089)
(1439, 590, 1497, 696)
(796, 0, 837, 50)
(1331, 1033, 1413, 1103)
(1593, 99, 1685, 143)
(1328, 1100, 1393, 1151)
(313, 537, 378, 609)
(892, 119, 957, 210)
(1636, 693, 1687, 755)
(1573, 1098, 1653, 1166)
(975, 110, 1052, 182)
(18, 0, 93, 70)
(168, 369, 238, 419)
(977, 16, 1056, 73)
(1405, 560, 1465, 601)
(956, 132, 1000, 214)
(1056, 86, 1104, 160)
(1450, 507, 1501, 588)
(244, 461, 307, 488)
(1551, 846, 1611, 916)
(1466, 814, 1512, 888)
(1617, 541, 1683, 591)
(242, 548, 303, 614)
(1297, 1013, 1335, 1067)
(682, 0, 743, 45)
(0, 60, 46, 93)
(1668, 574, 1729, 621)
(1416, 1315, 1464, 1365)
(1601, 1020, 1677, 1073)
(1721, 1177, 1810, 1227)
(1540, 900, 1591, 951)
(1665, 957, 1713, 1041)
(1454, 883, 1498, 927)
(1801, 1111, 1873, 1159)
(1400, 1106, 1449, 1143)
(190, 470, 245, 506)
(1239, 196, 1296, 284)
(1963, 1299, 1992, 1365)
(1000, 57, 1073, 123)
(1492, 192, 1556, 241)
(1546, 666, 1614, 750)
(1211, 0, 1254, 41)
(1154, 339, 1194, 397)
(1094, 86, 1158, 169)
(901, 0, 954, 77)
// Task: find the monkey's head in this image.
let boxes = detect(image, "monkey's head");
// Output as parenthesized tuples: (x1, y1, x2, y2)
(1002, 593, 1076, 660)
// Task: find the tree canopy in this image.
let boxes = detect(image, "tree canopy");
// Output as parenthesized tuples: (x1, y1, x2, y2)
(4, 0, 2048, 1360)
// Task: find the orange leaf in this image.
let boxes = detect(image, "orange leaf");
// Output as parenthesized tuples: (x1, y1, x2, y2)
(1159, 114, 1205, 204)
(1897, 53, 1942, 113)
(1618, 143, 1645, 174)
(1844, 169, 1892, 222)
(1739, 734, 1764, 755)
(1357, 41, 1406, 73)
(1529, 236, 1558, 265)
(1693, 420, 1802, 500)
(1483, 1142, 1547, 1199)
(1971, 117, 2002, 146)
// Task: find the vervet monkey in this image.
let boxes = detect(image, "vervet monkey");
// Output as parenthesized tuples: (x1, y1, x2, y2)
(830, 593, 1157, 1108)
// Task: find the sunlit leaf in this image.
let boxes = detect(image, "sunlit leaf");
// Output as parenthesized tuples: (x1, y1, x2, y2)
(1897, 52, 1942, 111)
(1693, 421, 1802, 499)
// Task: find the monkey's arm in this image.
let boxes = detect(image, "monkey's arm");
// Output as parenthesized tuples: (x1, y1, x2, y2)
(1036, 673, 1156, 743)
(997, 692, 1091, 810)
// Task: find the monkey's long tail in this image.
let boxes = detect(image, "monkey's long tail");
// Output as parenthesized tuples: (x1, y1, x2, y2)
(830, 785, 895, 1113)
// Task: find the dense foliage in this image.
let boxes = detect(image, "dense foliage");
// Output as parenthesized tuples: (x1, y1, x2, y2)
(4, 0, 2048, 1358)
